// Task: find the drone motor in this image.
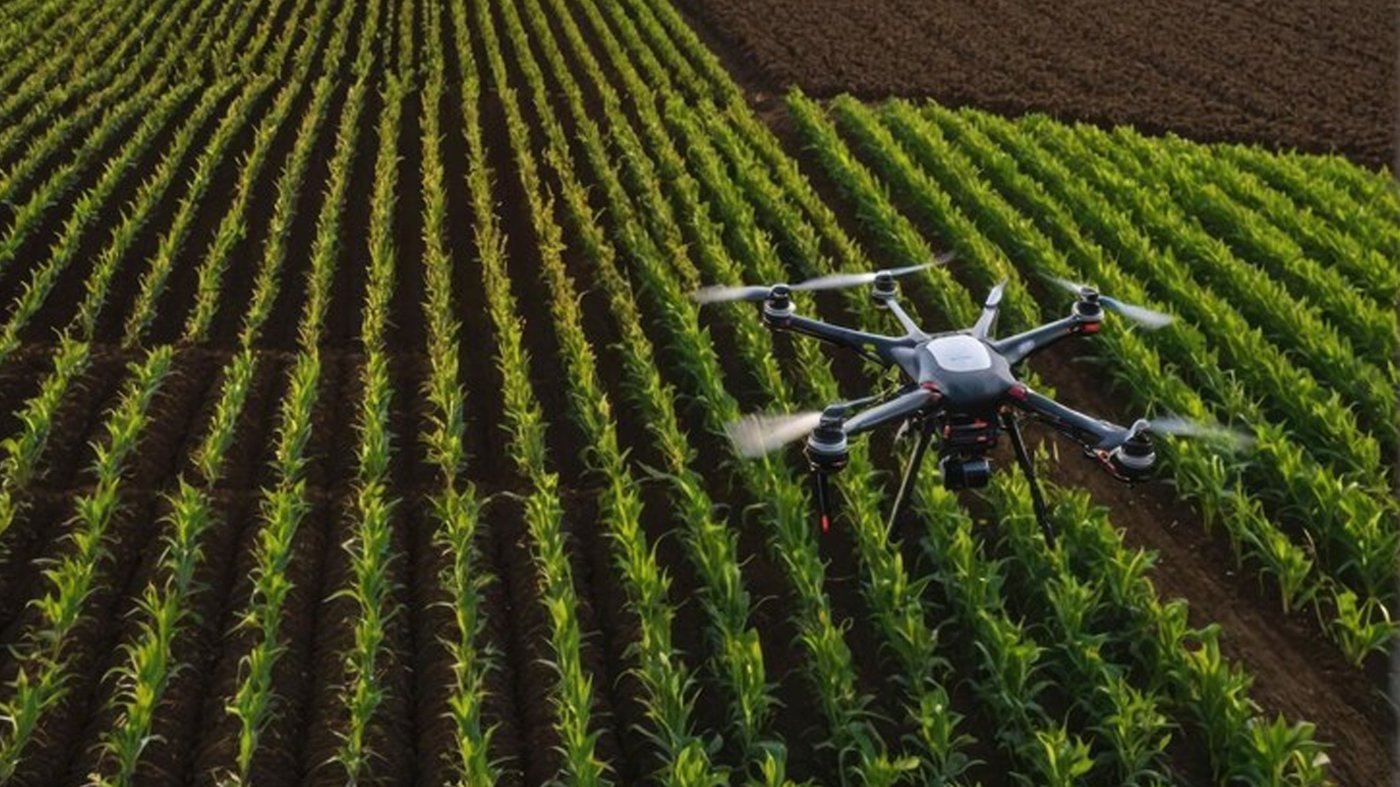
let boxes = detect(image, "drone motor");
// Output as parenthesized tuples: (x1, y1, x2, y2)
(1106, 432, 1156, 481)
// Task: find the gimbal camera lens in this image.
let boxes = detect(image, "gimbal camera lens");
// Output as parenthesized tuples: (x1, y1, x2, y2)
(939, 455, 991, 489)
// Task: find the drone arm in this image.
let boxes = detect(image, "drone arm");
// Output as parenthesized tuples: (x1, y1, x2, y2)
(843, 386, 940, 436)
(971, 280, 1007, 339)
(880, 296, 925, 337)
(769, 311, 909, 365)
(991, 311, 1100, 365)
(1007, 386, 1129, 450)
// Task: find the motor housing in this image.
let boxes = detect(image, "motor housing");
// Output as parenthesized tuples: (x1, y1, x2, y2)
(804, 417, 849, 474)
(1107, 434, 1155, 481)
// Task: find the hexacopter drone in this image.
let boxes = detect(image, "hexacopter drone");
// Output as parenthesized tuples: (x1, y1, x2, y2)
(694, 258, 1247, 540)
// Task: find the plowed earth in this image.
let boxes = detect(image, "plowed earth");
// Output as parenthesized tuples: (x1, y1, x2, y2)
(677, 0, 1398, 169)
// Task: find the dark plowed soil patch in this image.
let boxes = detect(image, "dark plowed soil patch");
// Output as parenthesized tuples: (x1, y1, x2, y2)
(676, 0, 1396, 169)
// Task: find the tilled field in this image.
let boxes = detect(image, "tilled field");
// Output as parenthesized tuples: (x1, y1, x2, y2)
(0, 0, 1395, 785)
(676, 0, 1398, 170)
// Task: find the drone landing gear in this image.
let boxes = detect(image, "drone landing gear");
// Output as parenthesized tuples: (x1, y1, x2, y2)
(885, 419, 934, 534)
(812, 470, 833, 533)
(1002, 411, 1055, 545)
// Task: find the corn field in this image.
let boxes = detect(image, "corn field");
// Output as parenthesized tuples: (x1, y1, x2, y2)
(0, 0, 1392, 784)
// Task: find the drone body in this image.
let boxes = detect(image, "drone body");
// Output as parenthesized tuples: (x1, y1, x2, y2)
(697, 261, 1238, 538)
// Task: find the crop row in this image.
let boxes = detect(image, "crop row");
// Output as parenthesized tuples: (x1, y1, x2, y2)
(219, 0, 380, 778)
(420, 1, 495, 777)
(783, 91, 1393, 665)
(610, 3, 1332, 778)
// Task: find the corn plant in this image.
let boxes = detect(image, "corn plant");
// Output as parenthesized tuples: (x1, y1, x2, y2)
(0, 346, 172, 780)
(333, 71, 407, 784)
(463, 3, 610, 783)
(511, 0, 899, 778)
(1111, 128, 1396, 361)
(220, 4, 379, 778)
(419, 4, 495, 778)
(505, 0, 779, 767)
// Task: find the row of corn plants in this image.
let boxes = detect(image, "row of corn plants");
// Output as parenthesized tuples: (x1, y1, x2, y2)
(1109, 127, 1396, 362)
(0, 0, 180, 176)
(219, 0, 381, 776)
(931, 106, 1384, 487)
(332, 69, 407, 784)
(489, 7, 719, 779)
(0, 0, 314, 555)
(129, 0, 333, 347)
(1036, 120, 1397, 440)
(574, 1, 978, 778)
(941, 107, 1395, 643)
(511, 0, 904, 779)
(419, 1, 495, 776)
(1164, 136, 1399, 302)
(819, 94, 1393, 653)
(497, 0, 784, 773)
(888, 102, 1398, 599)
(457, 1, 610, 782)
(0, 77, 236, 365)
(0, 345, 174, 780)
(91, 3, 357, 780)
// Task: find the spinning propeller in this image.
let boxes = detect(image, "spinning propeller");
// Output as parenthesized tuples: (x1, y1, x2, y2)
(725, 394, 883, 458)
(1126, 415, 1254, 450)
(692, 253, 954, 305)
(1049, 276, 1174, 329)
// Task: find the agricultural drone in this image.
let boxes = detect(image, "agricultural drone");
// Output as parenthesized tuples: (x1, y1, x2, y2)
(693, 257, 1248, 540)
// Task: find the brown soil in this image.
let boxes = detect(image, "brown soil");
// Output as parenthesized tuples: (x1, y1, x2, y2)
(676, 0, 1397, 170)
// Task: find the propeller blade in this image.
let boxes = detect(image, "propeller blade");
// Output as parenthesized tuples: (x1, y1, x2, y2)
(1135, 416, 1254, 450)
(1047, 276, 1172, 329)
(1100, 295, 1174, 330)
(725, 410, 823, 457)
(691, 284, 772, 304)
(1049, 275, 1088, 296)
(790, 251, 954, 292)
